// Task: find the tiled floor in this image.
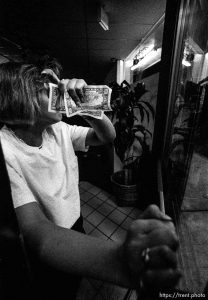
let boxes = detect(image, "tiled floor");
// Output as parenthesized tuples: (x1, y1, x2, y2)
(76, 181, 141, 300)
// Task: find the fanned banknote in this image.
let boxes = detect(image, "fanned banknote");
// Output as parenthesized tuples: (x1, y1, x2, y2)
(48, 83, 112, 119)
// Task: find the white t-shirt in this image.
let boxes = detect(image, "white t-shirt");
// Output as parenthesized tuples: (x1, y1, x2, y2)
(0, 121, 90, 228)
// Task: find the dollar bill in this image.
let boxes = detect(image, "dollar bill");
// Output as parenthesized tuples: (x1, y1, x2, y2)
(48, 83, 66, 114)
(48, 83, 112, 119)
(79, 110, 104, 119)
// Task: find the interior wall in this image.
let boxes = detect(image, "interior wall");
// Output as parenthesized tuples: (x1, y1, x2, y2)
(104, 64, 117, 85)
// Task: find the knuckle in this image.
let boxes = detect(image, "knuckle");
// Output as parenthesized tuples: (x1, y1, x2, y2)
(146, 204, 158, 215)
(159, 244, 170, 254)
(167, 228, 178, 241)
(62, 79, 69, 85)
(68, 86, 74, 91)
(75, 80, 86, 90)
(78, 78, 85, 84)
(162, 228, 179, 248)
(81, 80, 87, 87)
(160, 225, 172, 235)
(129, 220, 139, 232)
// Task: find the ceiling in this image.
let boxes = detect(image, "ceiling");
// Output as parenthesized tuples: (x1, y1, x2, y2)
(0, 0, 166, 83)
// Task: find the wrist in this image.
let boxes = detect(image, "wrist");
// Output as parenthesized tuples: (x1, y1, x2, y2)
(121, 237, 149, 288)
(117, 242, 138, 288)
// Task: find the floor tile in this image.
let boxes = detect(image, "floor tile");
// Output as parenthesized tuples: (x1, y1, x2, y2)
(107, 209, 127, 225)
(78, 182, 141, 299)
(81, 204, 94, 218)
(88, 185, 101, 195)
(83, 220, 95, 234)
(79, 182, 142, 299)
(80, 191, 94, 202)
(117, 206, 134, 215)
(79, 181, 93, 190)
(79, 187, 85, 194)
(87, 210, 106, 227)
(110, 227, 127, 242)
(129, 208, 142, 219)
(96, 202, 115, 216)
(105, 198, 118, 208)
(120, 216, 134, 230)
(80, 199, 85, 207)
(87, 196, 104, 209)
(109, 195, 117, 201)
(128, 289, 138, 300)
(98, 219, 118, 237)
(90, 228, 109, 240)
(97, 191, 111, 201)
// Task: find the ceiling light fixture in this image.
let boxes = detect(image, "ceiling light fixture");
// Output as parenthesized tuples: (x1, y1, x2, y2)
(182, 43, 195, 67)
(98, 6, 109, 31)
(182, 52, 195, 67)
(182, 59, 191, 67)
(131, 48, 162, 71)
(130, 44, 155, 71)
(133, 57, 139, 65)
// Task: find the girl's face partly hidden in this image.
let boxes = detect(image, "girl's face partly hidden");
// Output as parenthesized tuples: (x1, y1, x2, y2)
(38, 88, 62, 126)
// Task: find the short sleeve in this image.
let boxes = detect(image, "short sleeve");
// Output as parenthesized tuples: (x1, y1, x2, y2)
(59, 122, 90, 152)
(6, 164, 37, 209)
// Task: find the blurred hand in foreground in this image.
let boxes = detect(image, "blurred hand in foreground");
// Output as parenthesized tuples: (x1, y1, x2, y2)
(122, 205, 181, 291)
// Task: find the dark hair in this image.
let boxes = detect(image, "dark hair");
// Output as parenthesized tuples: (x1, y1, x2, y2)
(36, 55, 62, 78)
(22, 50, 63, 78)
(0, 62, 46, 125)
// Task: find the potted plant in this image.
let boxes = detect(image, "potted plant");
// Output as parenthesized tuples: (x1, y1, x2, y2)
(109, 80, 155, 206)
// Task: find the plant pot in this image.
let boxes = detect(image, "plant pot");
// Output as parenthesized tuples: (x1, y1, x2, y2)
(110, 169, 139, 206)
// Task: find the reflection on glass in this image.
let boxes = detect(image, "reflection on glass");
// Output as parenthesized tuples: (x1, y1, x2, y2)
(167, 0, 208, 209)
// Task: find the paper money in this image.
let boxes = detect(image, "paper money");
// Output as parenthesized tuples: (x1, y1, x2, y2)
(48, 84, 112, 119)
(48, 83, 66, 114)
(79, 110, 104, 119)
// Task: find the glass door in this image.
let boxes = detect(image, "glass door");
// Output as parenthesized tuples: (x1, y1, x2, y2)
(159, 0, 208, 214)
(154, 1, 208, 291)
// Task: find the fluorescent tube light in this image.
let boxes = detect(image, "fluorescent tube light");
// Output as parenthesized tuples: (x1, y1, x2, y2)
(131, 62, 140, 71)
(98, 6, 109, 31)
(131, 48, 162, 71)
(99, 20, 109, 31)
